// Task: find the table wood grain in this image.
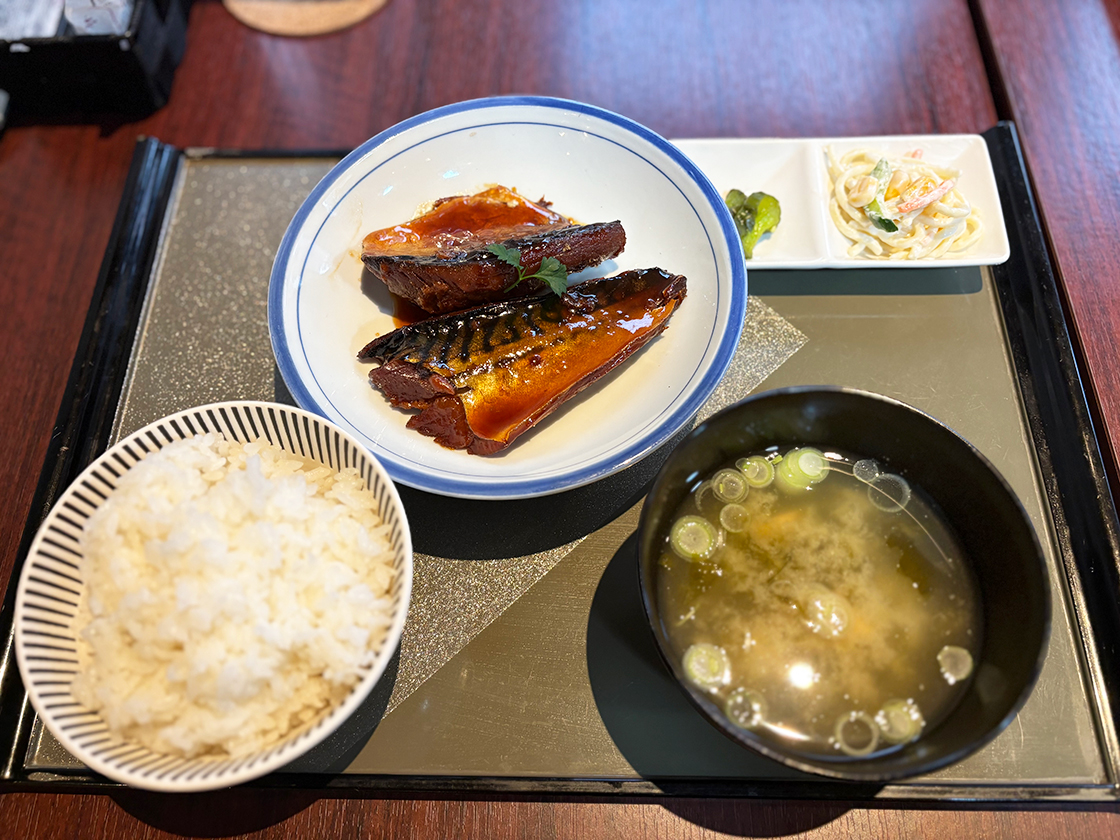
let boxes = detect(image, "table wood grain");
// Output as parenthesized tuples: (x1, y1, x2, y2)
(1, 0, 1118, 836)
(975, 0, 1120, 494)
(2, 791, 1120, 839)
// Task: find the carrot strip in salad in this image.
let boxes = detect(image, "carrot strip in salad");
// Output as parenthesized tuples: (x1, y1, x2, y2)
(897, 179, 956, 214)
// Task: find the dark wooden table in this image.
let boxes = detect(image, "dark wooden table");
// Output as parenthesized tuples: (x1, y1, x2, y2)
(977, 0, 1120, 490)
(2, 0, 1119, 836)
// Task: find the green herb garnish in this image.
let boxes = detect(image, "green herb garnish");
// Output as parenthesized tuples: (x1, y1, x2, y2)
(487, 243, 570, 296)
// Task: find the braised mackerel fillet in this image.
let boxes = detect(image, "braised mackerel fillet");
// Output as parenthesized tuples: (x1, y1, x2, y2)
(361, 186, 626, 314)
(358, 268, 687, 455)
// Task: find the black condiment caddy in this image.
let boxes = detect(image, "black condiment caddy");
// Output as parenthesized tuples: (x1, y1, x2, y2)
(0, 0, 191, 122)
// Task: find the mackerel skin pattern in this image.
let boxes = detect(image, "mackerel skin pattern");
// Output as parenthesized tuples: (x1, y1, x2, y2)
(358, 267, 687, 455)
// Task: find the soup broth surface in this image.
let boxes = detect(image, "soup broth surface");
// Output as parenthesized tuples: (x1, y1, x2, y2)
(656, 447, 981, 759)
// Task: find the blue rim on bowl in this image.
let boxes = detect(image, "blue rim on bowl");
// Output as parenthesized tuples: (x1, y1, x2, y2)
(268, 95, 747, 499)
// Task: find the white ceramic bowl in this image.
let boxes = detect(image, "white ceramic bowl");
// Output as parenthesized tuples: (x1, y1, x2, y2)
(269, 96, 747, 499)
(14, 401, 412, 792)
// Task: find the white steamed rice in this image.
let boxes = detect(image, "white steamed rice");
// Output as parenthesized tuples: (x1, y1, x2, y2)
(70, 432, 397, 758)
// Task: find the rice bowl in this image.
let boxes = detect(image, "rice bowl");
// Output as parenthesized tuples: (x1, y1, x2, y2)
(14, 401, 412, 792)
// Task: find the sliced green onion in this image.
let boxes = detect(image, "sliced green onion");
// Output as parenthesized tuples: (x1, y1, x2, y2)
(852, 458, 881, 483)
(876, 698, 925, 744)
(794, 448, 828, 482)
(719, 503, 750, 533)
(868, 472, 911, 512)
(693, 480, 724, 521)
(776, 458, 813, 491)
(736, 455, 775, 488)
(937, 645, 974, 685)
(682, 643, 730, 690)
(712, 468, 748, 503)
(725, 688, 766, 729)
(776, 447, 827, 491)
(834, 711, 880, 757)
(669, 515, 721, 561)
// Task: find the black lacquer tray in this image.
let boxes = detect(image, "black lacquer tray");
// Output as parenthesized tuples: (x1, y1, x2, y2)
(1, 123, 1118, 802)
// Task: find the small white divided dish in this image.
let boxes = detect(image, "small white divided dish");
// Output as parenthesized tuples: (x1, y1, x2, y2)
(675, 134, 1010, 268)
(269, 96, 746, 500)
(14, 401, 412, 792)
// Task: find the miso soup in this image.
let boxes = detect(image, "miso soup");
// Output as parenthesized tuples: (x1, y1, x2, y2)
(656, 447, 981, 759)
